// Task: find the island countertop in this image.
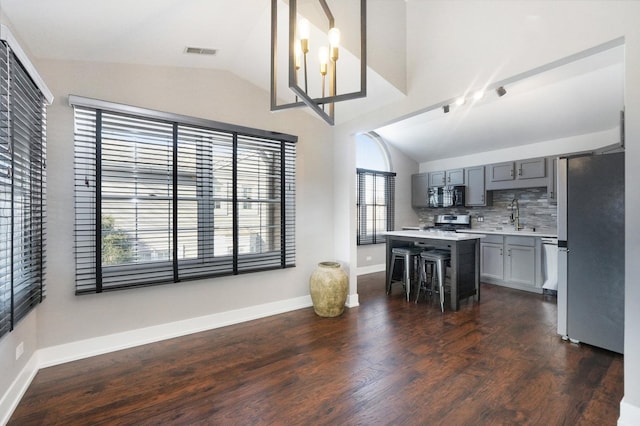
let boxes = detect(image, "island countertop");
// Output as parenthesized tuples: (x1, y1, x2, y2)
(383, 230, 486, 241)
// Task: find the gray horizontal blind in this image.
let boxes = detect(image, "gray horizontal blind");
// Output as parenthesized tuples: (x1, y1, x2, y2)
(73, 102, 297, 294)
(0, 43, 10, 337)
(0, 42, 47, 338)
(357, 168, 395, 245)
(176, 125, 234, 279)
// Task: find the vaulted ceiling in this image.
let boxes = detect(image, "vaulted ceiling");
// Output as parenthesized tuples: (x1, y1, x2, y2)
(1, 0, 624, 162)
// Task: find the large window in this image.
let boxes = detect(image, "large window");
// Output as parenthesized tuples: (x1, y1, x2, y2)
(0, 41, 48, 338)
(357, 169, 395, 245)
(72, 97, 296, 294)
(356, 133, 395, 246)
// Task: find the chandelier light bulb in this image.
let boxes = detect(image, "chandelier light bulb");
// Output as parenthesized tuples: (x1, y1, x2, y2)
(328, 27, 340, 61)
(328, 27, 341, 47)
(294, 40, 302, 69)
(473, 90, 485, 101)
(298, 18, 310, 41)
(319, 46, 329, 75)
(455, 97, 465, 106)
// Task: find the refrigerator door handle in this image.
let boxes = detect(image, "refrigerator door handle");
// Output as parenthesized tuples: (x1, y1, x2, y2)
(557, 158, 568, 241)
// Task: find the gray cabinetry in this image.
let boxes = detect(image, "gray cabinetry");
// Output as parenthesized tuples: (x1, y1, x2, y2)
(428, 168, 464, 187)
(411, 173, 429, 207)
(488, 162, 515, 182)
(505, 236, 537, 287)
(480, 234, 541, 293)
(486, 157, 548, 190)
(517, 157, 546, 179)
(465, 166, 487, 206)
(480, 235, 503, 281)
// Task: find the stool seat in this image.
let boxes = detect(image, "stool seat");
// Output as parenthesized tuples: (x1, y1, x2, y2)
(392, 247, 423, 256)
(387, 246, 423, 301)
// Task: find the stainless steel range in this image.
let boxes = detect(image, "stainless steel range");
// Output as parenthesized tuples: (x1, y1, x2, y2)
(424, 214, 471, 232)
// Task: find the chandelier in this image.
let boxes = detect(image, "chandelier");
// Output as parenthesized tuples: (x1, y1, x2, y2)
(270, 0, 367, 125)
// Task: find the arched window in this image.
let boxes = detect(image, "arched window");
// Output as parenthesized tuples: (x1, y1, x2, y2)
(356, 133, 395, 245)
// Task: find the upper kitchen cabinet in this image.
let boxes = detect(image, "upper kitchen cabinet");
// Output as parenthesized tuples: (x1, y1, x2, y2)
(465, 166, 489, 206)
(486, 157, 548, 190)
(411, 173, 429, 207)
(428, 168, 464, 187)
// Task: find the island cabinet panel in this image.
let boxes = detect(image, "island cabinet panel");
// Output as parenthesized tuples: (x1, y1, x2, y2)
(480, 234, 541, 293)
(411, 173, 429, 207)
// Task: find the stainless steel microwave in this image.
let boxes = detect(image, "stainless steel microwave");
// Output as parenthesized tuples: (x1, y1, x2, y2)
(428, 185, 465, 208)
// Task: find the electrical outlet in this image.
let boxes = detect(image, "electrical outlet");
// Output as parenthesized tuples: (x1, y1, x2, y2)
(15, 341, 24, 360)
(477, 216, 484, 222)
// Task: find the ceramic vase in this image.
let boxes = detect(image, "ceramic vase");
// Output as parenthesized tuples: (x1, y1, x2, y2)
(309, 261, 348, 317)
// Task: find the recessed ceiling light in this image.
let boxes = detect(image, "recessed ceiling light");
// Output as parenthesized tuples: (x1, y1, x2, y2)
(184, 46, 218, 56)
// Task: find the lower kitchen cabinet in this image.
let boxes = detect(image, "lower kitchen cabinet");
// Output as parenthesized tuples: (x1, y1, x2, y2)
(480, 234, 542, 293)
(480, 239, 503, 280)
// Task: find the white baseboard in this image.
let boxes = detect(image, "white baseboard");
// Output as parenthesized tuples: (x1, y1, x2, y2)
(346, 293, 359, 308)
(0, 353, 39, 426)
(1, 295, 313, 424)
(357, 263, 385, 276)
(619, 397, 640, 426)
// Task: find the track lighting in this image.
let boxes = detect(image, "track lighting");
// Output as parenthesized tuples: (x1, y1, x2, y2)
(496, 86, 507, 97)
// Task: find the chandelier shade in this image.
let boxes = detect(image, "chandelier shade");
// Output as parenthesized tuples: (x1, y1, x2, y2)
(270, 0, 367, 125)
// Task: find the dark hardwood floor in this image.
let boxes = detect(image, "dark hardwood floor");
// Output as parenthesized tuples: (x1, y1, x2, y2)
(10, 273, 623, 425)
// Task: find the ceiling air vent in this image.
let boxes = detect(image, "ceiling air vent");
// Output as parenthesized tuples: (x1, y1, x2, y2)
(184, 46, 218, 56)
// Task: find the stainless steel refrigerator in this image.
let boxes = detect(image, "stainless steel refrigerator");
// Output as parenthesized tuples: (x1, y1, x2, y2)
(557, 152, 624, 354)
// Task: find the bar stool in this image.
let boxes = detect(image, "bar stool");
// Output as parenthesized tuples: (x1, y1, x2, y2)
(387, 246, 423, 301)
(416, 255, 436, 303)
(420, 249, 451, 312)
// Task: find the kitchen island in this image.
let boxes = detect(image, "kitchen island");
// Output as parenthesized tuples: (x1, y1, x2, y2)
(384, 230, 485, 311)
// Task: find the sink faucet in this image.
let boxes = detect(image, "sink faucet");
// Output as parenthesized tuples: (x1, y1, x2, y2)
(509, 198, 523, 231)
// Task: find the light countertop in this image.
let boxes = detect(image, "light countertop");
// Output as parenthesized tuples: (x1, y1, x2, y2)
(384, 230, 486, 241)
(462, 229, 557, 238)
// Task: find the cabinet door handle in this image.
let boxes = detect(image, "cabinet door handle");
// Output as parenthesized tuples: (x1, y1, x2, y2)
(500, 249, 503, 256)
(507, 249, 511, 256)
(447, 176, 450, 182)
(518, 168, 522, 176)
(510, 169, 514, 177)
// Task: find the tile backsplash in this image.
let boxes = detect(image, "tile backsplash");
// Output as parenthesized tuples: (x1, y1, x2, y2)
(414, 187, 557, 233)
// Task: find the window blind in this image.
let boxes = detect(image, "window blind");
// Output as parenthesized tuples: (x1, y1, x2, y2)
(0, 41, 47, 338)
(357, 168, 395, 245)
(72, 97, 297, 294)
